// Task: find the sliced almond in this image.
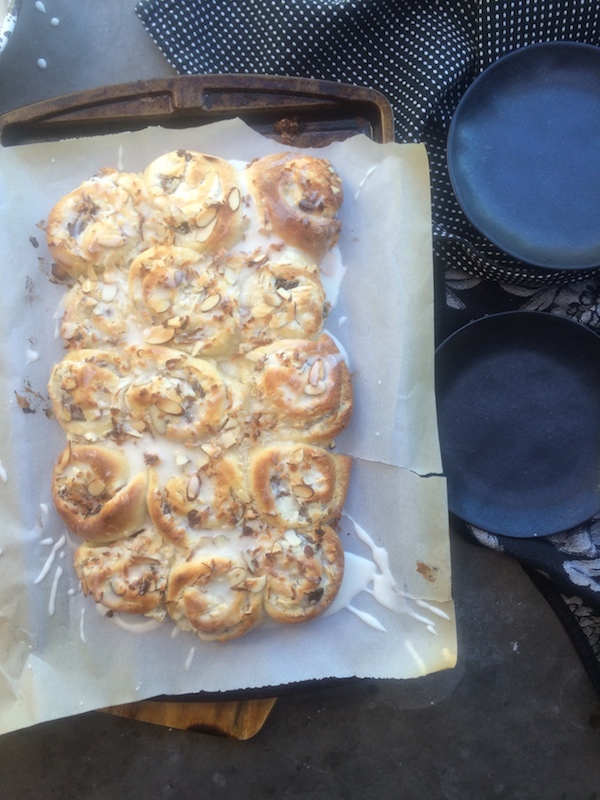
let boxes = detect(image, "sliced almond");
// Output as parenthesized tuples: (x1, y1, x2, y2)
(61, 376, 77, 391)
(81, 279, 94, 294)
(228, 566, 247, 588)
(145, 325, 175, 344)
(195, 450, 210, 469)
(287, 448, 305, 464)
(61, 406, 72, 422)
(235, 488, 251, 504)
(186, 473, 201, 501)
(175, 451, 190, 467)
(268, 313, 289, 330)
(149, 405, 167, 435)
(56, 442, 72, 473)
(195, 206, 218, 229)
(218, 430, 237, 450)
(304, 380, 327, 396)
(95, 233, 126, 248)
(264, 292, 282, 308)
(247, 574, 267, 593)
(228, 186, 241, 212)
(250, 303, 273, 319)
(148, 296, 171, 314)
(87, 479, 106, 497)
(155, 396, 184, 416)
(276, 287, 292, 300)
(199, 293, 221, 313)
(292, 484, 314, 499)
(101, 283, 118, 303)
(270, 541, 283, 555)
(200, 442, 221, 459)
(308, 359, 325, 386)
(166, 315, 183, 329)
(195, 215, 218, 243)
(285, 530, 303, 547)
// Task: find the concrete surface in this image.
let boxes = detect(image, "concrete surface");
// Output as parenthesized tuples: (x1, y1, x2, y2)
(0, 3, 598, 798)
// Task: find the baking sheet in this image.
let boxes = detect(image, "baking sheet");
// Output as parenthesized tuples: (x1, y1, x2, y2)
(0, 118, 455, 735)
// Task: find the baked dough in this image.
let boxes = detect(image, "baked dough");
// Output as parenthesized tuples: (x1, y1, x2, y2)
(52, 444, 148, 543)
(74, 527, 171, 616)
(245, 152, 343, 262)
(47, 149, 352, 642)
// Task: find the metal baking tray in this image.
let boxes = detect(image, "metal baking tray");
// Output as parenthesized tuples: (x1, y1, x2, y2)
(0, 73, 395, 147)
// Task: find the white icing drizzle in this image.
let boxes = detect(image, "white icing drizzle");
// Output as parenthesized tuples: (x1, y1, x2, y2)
(40, 502, 49, 515)
(319, 247, 346, 307)
(48, 566, 63, 615)
(37, 58, 48, 70)
(34, 533, 66, 584)
(79, 607, 86, 642)
(35, 1, 46, 11)
(39, 537, 54, 546)
(0, 460, 7, 484)
(346, 604, 387, 632)
(184, 646, 196, 672)
(26, 349, 40, 364)
(330, 514, 449, 635)
(51, 17, 59, 26)
(354, 165, 378, 200)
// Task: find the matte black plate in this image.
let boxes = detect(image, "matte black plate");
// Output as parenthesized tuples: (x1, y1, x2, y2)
(436, 312, 600, 537)
(448, 42, 600, 271)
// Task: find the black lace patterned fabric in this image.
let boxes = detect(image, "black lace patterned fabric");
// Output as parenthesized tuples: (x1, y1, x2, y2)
(135, 0, 600, 694)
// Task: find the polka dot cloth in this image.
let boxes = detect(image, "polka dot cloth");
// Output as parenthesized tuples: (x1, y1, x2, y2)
(136, 0, 600, 694)
(136, 0, 600, 285)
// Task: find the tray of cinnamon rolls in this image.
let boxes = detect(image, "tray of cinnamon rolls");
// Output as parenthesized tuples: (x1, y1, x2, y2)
(46, 147, 354, 642)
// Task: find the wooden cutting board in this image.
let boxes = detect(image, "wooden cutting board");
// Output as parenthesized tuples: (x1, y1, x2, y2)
(104, 696, 277, 739)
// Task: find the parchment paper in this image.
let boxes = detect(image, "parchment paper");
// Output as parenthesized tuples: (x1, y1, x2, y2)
(0, 119, 456, 736)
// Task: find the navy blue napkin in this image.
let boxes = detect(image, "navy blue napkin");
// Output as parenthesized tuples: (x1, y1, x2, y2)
(136, 0, 600, 694)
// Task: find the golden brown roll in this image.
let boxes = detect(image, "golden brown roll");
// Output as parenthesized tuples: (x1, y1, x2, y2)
(166, 543, 265, 641)
(248, 442, 351, 528)
(128, 244, 240, 357)
(60, 269, 131, 349)
(147, 454, 249, 548)
(125, 346, 244, 446)
(240, 334, 353, 445)
(46, 169, 158, 279)
(51, 443, 149, 542)
(74, 527, 172, 616)
(238, 259, 327, 348)
(48, 348, 132, 441)
(143, 150, 246, 253)
(245, 152, 343, 263)
(254, 522, 344, 624)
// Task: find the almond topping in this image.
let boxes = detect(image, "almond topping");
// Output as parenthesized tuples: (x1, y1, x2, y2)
(235, 489, 251, 504)
(61, 376, 77, 391)
(276, 287, 292, 300)
(149, 297, 171, 314)
(95, 233, 126, 248)
(264, 292, 282, 307)
(228, 187, 241, 212)
(56, 442, 72, 472)
(87, 479, 106, 497)
(304, 380, 327, 396)
(155, 397, 184, 416)
(186, 473, 201, 501)
(228, 566, 247, 587)
(285, 530, 303, 547)
(195, 206, 218, 228)
(247, 574, 267, 593)
(145, 325, 175, 344)
(81, 279, 94, 294)
(195, 216, 218, 242)
(309, 359, 325, 386)
(101, 283, 118, 303)
(292, 484, 314, 499)
(199, 293, 221, 312)
(250, 303, 273, 319)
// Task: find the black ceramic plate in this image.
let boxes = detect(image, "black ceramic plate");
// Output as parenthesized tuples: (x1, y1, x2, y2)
(447, 42, 600, 272)
(436, 312, 600, 537)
